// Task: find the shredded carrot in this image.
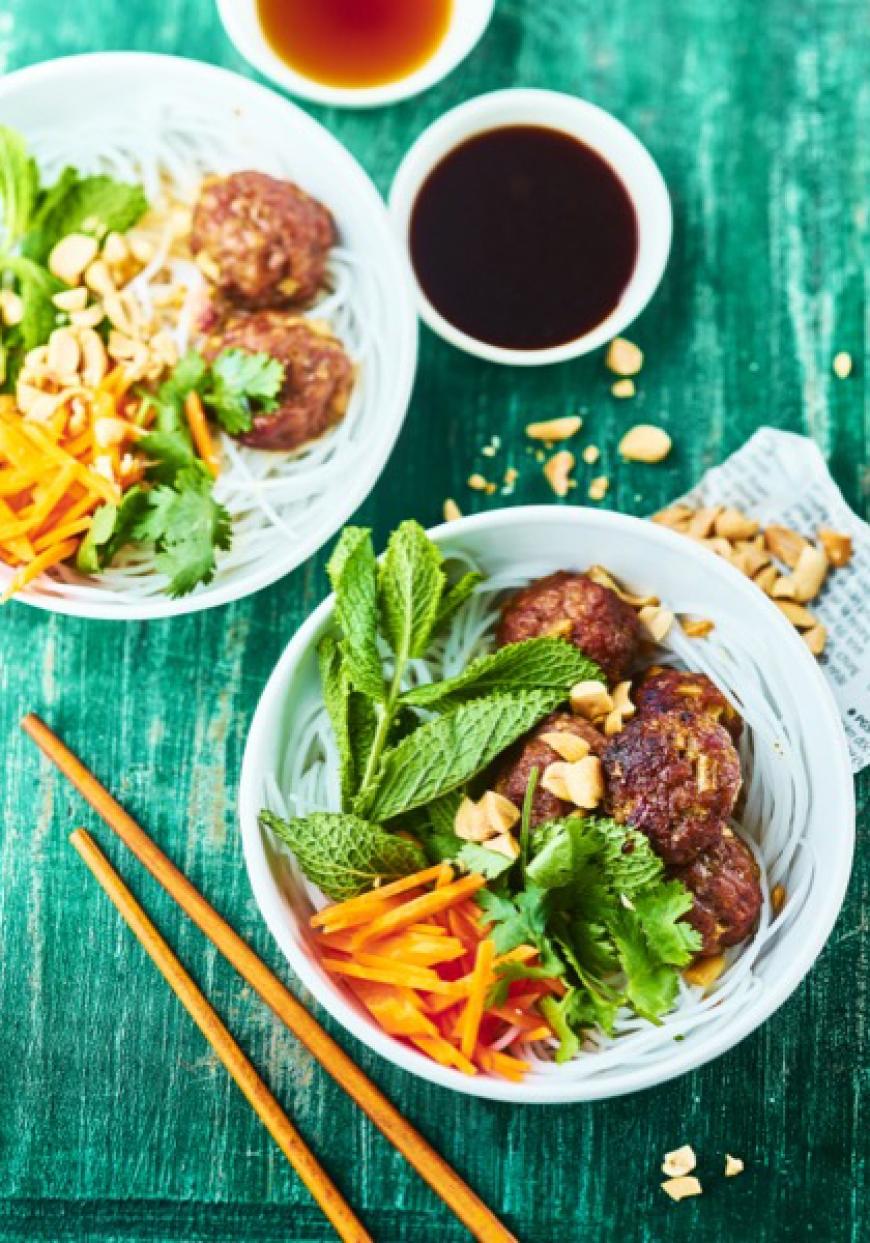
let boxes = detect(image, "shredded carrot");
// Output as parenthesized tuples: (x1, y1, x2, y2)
(410, 1035, 478, 1076)
(320, 956, 463, 996)
(184, 391, 220, 478)
(475, 1049, 529, 1082)
(1, 538, 78, 601)
(459, 939, 496, 1059)
(350, 874, 486, 950)
(311, 865, 452, 928)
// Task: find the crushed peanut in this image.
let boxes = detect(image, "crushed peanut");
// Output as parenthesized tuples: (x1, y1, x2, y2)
(618, 424, 672, 464)
(771, 884, 787, 915)
(774, 600, 819, 629)
(525, 415, 582, 441)
(467, 473, 488, 492)
(724, 1155, 745, 1178)
(714, 507, 759, 540)
(802, 623, 827, 656)
(582, 444, 600, 465)
(442, 498, 462, 522)
(541, 755, 604, 809)
(605, 337, 644, 377)
(817, 527, 852, 567)
(540, 731, 591, 762)
(587, 474, 609, 501)
(775, 544, 828, 603)
(832, 351, 852, 379)
(586, 564, 659, 608)
(543, 450, 575, 498)
(638, 603, 675, 643)
(455, 791, 520, 843)
(764, 525, 809, 569)
(662, 1146, 697, 1178)
(661, 1176, 702, 1202)
(611, 378, 636, 399)
(487, 832, 520, 860)
(603, 680, 635, 735)
(683, 953, 727, 989)
(569, 680, 613, 720)
(681, 617, 715, 638)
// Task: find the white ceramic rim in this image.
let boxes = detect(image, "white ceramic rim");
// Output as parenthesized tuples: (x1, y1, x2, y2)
(389, 89, 673, 365)
(0, 53, 418, 621)
(239, 506, 855, 1104)
(216, 0, 496, 109)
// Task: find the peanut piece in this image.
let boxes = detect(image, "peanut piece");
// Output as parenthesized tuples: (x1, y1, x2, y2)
(525, 415, 582, 441)
(543, 450, 575, 498)
(714, 506, 759, 540)
(618, 424, 672, 464)
(540, 732, 591, 762)
(764, 524, 809, 569)
(605, 337, 644, 376)
(817, 527, 852, 567)
(48, 233, 99, 285)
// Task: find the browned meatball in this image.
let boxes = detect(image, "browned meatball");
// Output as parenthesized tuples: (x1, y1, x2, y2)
(191, 171, 335, 308)
(602, 713, 742, 865)
(493, 711, 606, 826)
(497, 572, 642, 683)
(672, 831, 762, 957)
(204, 310, 352, 451)
(634, 667, 742, 743)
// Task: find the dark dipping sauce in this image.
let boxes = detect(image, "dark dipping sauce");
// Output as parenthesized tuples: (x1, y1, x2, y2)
(409, 125, 639, 351)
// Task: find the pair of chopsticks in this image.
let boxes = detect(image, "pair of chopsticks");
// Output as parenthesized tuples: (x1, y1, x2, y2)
(23, 714, 516, 1243)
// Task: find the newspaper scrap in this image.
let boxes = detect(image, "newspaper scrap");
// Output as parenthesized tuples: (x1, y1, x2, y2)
(672, 427, 870, 773)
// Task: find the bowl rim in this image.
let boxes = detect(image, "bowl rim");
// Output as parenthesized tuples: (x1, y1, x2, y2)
(388, 89, 673, 366)
(0, 52, 418, 621)
(215, 0, 496, 109)
(238, 505, 855, 1104)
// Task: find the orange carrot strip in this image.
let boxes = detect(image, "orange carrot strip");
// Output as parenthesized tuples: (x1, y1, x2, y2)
(0, 465, 76, 539)
(2, 538, 78, 601)
(320, 957, 462, 996)
(17, 422, 117, 504)
(346, 980, 440, 1038)
(487, 1007, 550, 1033)
(0, 469, 32, 497)
(350, 875, 487, 951)
(311, 894, 413, 935)
(459, 939, 496, 1059)
(0, 497, 34, 561)
(184, 391, 220, 478)
(435, 862, 454, 889)
(476, 1049, 528, 1082)
(311, 865, 453, 929)
(356, 938, 466, 969)
(518, 1026, 551, 1043)
(410, 1035, 478, 1076)
(32, 515, 93, 551)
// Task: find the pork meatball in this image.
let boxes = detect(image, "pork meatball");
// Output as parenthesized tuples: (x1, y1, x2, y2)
(602, 712, 742, 865)
(493, 711, 607, 826)
(497, 571, 642, 683)
(191, 171, 335, 308)
(634, 667, 742, 743)
(204, 310, 352, 451)
(672, 831, 762, 956)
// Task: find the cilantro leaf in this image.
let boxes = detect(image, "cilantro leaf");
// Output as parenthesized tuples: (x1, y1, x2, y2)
(22, 171, 147, 263)
(457, 841, 516, 880)
(400, 637, 603, 709)
(149, 470, 232, 597)
(138, 429, 199, 485)
(260, 810, 425, 902)
(75, 487, 151, 574)
(632, 882, 701, 966)
(203, 349, 284, 435)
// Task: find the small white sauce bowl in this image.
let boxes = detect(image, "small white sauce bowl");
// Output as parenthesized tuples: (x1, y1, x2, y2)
(389, 89, 673, 365)
(216, 0, 495, 109)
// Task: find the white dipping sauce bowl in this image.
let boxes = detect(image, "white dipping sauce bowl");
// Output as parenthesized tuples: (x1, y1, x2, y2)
(216, 0, 495, 109)
(239, 507, 854, 1104)
(389, 89, 673, 365)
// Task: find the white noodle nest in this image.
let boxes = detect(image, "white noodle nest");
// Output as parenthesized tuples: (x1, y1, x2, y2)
(20, 106, 383, 605)
(266, 558, 814, 1086)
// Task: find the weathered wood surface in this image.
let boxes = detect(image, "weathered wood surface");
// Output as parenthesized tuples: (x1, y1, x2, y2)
(0, 1, 867, 1240)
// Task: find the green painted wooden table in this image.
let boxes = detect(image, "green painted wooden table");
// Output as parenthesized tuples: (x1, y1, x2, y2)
(1, 2, 868, 1240)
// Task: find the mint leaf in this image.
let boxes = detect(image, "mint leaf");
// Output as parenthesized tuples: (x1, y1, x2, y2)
(327, 527, 385, 702)
(203, 349, 284, 435)
(434, 570, 483, 630)
(318, 635, 356, 806)
(378, 520, 446, 661)
(0, 125, 39, 247)
(426, 789, 465, 837)
(3, 253, 63, 353)
(260, 810, 425, 901)
(362, 688, 563, 821)
(402, 636, 602, 710)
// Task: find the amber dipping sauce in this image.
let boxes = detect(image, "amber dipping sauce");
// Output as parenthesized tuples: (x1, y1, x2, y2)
(257, 0, 453, 89)
(409, 126, 639, 351)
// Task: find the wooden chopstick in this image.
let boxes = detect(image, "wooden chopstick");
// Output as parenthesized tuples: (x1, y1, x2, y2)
(69, 827, 371, 1243)
(23, 714, 517, 1243)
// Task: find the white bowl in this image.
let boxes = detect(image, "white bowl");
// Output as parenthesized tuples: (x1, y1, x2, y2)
(389, 90, 672, 365)
(0, 54, 417, 620)
(216, 0, 495, 109)
(239, 507, 854, 1103)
